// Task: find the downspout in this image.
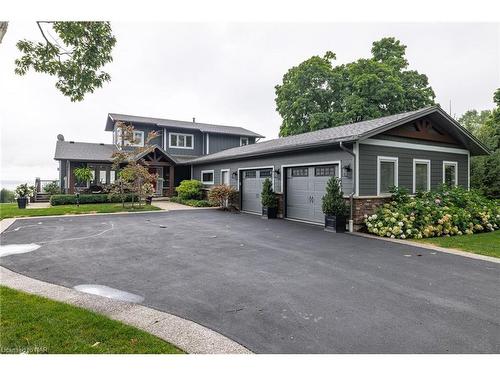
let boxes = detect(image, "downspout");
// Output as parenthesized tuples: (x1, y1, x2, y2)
(339, 141, 356, 232)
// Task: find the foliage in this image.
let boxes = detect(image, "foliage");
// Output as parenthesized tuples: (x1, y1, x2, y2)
(15, 22, 116, 102)
(0, 203, 159, 220)
(175, 179, 203, 200)
(0, 286, 183, 354)
(260, 178, 277, 208)
(43, 181, 60, 195)
(74, 167, 94, 184)
(321, 177, 349, 216)
(50, 193, 138, 206)
(419, 231, 500, 259)
(365, 186, 500, 239)
(275, 37, 435, 136)
(208, 185, 238, 209)
(458, 88, 500, 198)
(14, 183, 34, 198)
(0, 189, 15, 203)
(169, 196, 214, 207)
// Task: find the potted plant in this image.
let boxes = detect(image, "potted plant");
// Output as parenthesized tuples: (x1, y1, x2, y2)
(322, 176, 349, 232)
(15, 183, 34, 209)
(261, 178, 278, 219)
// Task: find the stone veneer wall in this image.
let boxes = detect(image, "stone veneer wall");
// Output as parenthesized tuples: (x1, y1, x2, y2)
(350, 197, 392, 226)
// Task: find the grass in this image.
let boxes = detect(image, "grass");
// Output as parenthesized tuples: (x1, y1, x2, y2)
(417, 230, 500, 258)
(0, 286, 184, 354)
(0, 202, 160, 220)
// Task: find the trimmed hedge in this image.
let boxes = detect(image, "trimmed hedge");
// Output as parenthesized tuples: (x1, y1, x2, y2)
(50, 194, 138, 206)
(169, 196, 214, 207)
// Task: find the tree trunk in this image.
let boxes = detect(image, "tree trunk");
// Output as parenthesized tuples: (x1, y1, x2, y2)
(0, 22, 8, 44)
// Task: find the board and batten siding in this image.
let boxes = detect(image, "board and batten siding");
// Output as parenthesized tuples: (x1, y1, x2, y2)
(192, 146, 354, 194)
(208, 133, 255, 154)
(358, 142, 468, 196)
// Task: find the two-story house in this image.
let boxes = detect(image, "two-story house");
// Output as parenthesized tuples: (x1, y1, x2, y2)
(54, 113, 264, 196)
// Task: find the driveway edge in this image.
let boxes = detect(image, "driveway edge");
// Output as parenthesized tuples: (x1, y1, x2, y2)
(350, 232, 500, 264)
(0, 266, 252, 354)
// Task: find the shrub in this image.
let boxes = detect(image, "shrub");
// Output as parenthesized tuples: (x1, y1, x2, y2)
(0, 188, 15, 203)
(43, 181, 60, 195)
(50, 193, 138, 206)
(175, 179, 203, 200)
(365, 186, 500, 239)
(170, 196, 214, 207)
(260, 178, 277, 208)
(208, 185, 238, 209)
(322, 176, 349, 216)
(15, 184, 34, 198)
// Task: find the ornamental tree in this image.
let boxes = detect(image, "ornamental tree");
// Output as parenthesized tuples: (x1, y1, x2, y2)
(321, 177, 348, 217)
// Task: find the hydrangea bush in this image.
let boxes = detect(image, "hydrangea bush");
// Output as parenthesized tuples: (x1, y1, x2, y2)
(365, 186, 500, 239)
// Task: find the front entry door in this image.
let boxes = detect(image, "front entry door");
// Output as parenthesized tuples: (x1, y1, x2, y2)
(155, 167, 164, 195)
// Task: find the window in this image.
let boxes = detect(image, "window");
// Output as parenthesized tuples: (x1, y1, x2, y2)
(259, 169, 272, 178)
(99, 170, 107, 184)
(377, 156, 398, 195)
(413, 159, 431, 193)
(291, 167, 308, 177)
(115, 129, 144, 147)
(244, 170, 256, 178)
(201, 170, 214, 185)
(90, 170, 95, 185)
(315, 165, 337, 177)
(110, 170, 116, 184)
(443, 161, 458, 187)
(240, 137, 249, 146)
(170, 133, 194, 149)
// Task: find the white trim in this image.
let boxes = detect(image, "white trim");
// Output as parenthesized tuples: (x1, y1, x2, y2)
(377, 156, 398, 196)
(116, 129, 144, 147)
(237, 165, 275, 191)
(467, 151, 470, 190)
(360, 139, 469, 155)
(240, 137, 249, 146)
(280, 160, 341, 194)
(169, 132, 194, 150)
(443, 161, 458, 187)
(412, 159, 431, 194)
(201, 169, 215, 185)
(354, 141, 359, 197)
(206, 133, 210, 154)
(220, 169, 230, 186)
(163, 129, 166, 150)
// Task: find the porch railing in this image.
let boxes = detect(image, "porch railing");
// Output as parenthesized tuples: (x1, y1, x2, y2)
(35, 177, 59, 193)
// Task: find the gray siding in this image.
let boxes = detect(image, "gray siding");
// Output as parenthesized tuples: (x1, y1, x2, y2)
(359, 143, 468, 196)
(373, 134, 466, 149)
(208, 133, 255, 154)
(192, 146, 354, 194)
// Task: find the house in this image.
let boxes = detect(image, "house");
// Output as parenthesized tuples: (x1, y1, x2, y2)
(54, 106, 489, 229)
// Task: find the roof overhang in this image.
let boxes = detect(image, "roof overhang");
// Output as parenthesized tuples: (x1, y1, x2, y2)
(132, 145, 178, 165)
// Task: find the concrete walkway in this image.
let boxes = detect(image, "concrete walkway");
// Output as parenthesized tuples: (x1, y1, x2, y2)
(151, 200, 215, 211)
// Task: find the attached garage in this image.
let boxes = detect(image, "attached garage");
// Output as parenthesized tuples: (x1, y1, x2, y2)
(285, 163, 340, 224)
(240, 168, 273, 214)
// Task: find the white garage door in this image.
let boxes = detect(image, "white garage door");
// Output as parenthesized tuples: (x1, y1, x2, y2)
(241, 169, 273, 214)
(286, 164, 339, 224)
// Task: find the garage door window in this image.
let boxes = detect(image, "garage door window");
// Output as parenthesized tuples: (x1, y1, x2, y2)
(244, 170, 256, 178)
(314, 165, 337, 177)
(291, 167, 308, 177)
(259, 169, 272, 178)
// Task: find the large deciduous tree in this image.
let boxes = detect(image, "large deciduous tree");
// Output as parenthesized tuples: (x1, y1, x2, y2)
(275, 37, 436, 136)
(459, 88, 500, 198)
(14, 21, 116, 102)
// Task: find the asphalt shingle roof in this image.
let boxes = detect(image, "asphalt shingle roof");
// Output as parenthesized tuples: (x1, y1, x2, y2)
(107, 113, 264, 138)
(54, 141, 118, 162)
(188, 107, 432, 164)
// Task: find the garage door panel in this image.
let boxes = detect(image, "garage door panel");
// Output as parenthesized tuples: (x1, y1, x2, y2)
(241, 168, 272, 214)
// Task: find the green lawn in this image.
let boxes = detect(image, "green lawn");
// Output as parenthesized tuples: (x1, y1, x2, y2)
(0, 286, 183, 354)
(0, 203, 160, 220)
(417, 230, 500, 258)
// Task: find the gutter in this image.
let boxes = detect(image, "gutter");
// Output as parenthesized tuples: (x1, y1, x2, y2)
(339, 141, 356, 232)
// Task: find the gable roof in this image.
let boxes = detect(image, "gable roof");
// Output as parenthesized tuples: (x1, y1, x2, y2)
(106, 113, 264, 138)
(54, 141, 118, 162)
(188, 106, 490, 165)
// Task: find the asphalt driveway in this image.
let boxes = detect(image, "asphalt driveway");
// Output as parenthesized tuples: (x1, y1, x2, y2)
(1, 210, 499, 353)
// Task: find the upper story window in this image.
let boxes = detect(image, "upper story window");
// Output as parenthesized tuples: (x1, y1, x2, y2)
(443, 161, 458, 187)
(170, 132, 194, 149)
(240, 137, 249, 146)
(115, 128, 144, 147)
(377, 156, 398, 195)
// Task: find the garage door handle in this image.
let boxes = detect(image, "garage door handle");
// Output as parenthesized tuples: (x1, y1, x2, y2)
(311, 196, 314, 204)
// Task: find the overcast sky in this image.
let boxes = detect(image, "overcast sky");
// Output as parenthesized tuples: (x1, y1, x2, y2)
(1, 22, 499, 188)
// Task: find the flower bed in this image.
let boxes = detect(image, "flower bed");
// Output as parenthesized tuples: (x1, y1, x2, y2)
(365, 186, 500, 239)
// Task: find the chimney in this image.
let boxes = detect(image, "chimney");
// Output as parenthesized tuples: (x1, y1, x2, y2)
(192, 117, 196, 123)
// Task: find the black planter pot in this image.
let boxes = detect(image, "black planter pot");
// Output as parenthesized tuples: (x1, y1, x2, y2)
(262, 206, 278, 219)
(17, 197, 28, 209)
(324, 214, 346, 233)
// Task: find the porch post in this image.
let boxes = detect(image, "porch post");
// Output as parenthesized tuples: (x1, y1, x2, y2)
(169, 165, 174, 196)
